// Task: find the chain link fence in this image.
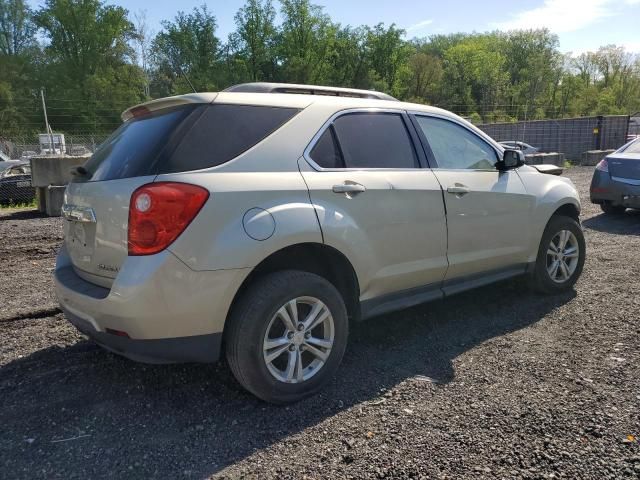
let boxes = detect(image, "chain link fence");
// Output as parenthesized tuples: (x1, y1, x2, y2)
(0, 133, 110, 161)
(477, 115, 630, 161)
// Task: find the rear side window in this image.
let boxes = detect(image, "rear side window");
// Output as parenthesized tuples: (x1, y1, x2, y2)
(164, 105, 299, 174)
(80, 104, 299, 182)
(331, 113, 418, 169)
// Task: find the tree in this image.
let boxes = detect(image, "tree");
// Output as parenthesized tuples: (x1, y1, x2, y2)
(151, 5, 221, 95)
(0, 0, 39, 134)
(133, 10, 153, 98)
(404, 52, 443, 103)
(324, 26, 369, 88)
(0, 0, 36, 55)
(34, 0, 146, 132)
(231, 0, 277, 82)
(277, 0, 333, 84)
(442, 37, 510, 120)
(365, 23, 411, 96)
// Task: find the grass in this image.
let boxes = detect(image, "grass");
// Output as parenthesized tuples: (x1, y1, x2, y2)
(0, 198, 37, 210)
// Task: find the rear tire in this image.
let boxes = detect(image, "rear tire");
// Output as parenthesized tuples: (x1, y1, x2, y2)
(225, 270, 348, 404)
(532, 215, 585, 294)
(600, 203, 627, 215)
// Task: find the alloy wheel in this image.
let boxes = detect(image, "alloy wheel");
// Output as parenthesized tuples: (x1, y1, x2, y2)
(546, 229, 580, 283)
(262, 296, 335, 383)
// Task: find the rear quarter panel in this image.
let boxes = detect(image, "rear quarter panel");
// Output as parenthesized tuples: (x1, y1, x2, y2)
(163, 171, 323, 271)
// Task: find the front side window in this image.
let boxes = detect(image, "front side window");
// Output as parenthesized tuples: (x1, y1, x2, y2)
(310, 112, 418, 169)
(416, 116, 498, 170)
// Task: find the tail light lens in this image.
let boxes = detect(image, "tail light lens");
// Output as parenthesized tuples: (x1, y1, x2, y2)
(128, 182, 209, 256)
(595, 158, 609, 172)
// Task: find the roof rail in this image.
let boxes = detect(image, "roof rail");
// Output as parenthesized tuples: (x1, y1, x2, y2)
(223, 82, 398, 101)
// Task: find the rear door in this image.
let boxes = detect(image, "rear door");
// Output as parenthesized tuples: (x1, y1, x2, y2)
(300, 109, 448, 301)
(411, 113, 534, 282)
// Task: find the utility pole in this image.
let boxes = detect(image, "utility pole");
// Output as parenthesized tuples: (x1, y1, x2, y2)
(40, 88, 55, 154)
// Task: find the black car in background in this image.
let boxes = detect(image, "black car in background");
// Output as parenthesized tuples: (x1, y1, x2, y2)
(0, 161, 35, 204)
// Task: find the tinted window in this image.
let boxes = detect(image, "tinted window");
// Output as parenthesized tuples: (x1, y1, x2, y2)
(416, 116, 498, 169)
(331, 113, 418, 169)
(80, 104, 299, 182)
(83, 106, 198, 182)
(310, 127, 344, 168)
(164, 105, 299, 174)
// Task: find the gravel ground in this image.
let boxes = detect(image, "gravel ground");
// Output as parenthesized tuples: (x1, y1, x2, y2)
(1, 166, 639, 479)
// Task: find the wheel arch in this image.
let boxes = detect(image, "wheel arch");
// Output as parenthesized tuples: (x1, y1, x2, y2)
(224, 243, 361, 337)
(551, 201, 580, 222)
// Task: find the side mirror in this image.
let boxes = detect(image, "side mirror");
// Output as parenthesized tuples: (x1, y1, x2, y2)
(497, 149, 525, 171)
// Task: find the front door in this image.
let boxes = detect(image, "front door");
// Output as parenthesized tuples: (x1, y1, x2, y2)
(412, 114, 535, 281)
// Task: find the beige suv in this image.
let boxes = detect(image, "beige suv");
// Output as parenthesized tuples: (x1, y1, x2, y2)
(55, 83, 585, 403)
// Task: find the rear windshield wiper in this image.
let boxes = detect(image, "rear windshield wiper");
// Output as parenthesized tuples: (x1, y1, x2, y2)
(70, 165, 89, 178)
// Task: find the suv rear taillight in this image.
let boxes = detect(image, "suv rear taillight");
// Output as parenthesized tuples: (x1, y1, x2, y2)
(128, 182, 209, 256)
(595, 158, 609, 173)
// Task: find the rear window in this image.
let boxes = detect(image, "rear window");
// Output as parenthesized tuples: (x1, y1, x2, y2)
(620, 138, 640, 154)
(82, 106, 197, 182)
(80, 104, 299, 182)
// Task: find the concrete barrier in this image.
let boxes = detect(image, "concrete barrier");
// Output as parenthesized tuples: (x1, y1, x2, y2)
(30, 155, 89, 187)
(524, 152, 565, 167)
(30, 154, 91, 216)
(45, 186, 67, 216)
(580, 150, 615, 166)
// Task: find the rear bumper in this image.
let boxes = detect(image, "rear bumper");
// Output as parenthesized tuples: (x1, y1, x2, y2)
(63, 307, 221, 363)
(54, 245, 249, 364)
(590, 170, 640, 208)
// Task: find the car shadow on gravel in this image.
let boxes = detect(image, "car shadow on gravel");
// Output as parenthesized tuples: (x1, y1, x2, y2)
(0, 208, 45, 221)
(0, 279, 576, 478)
(582, 210, 640, 235)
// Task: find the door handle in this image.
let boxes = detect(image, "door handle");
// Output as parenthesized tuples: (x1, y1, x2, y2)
(332, 182, 366, 194)
(446, 185, 470, 195)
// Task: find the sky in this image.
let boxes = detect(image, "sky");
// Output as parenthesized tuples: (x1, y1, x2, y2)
(29, 0, 640, 54)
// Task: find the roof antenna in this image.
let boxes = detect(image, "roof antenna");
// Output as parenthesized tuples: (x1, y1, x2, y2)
(175, 64, 197, 93)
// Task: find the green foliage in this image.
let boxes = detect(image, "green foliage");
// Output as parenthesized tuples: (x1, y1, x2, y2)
(33, 0, 145, 132)
(151, 5, 221, 95)
(0, 0, 639, 137)
(230, 0, 277, 82)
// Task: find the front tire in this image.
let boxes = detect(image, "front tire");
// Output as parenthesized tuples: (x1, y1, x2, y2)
(532, 215, 585, 294)
(225, 270, 348, 404)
